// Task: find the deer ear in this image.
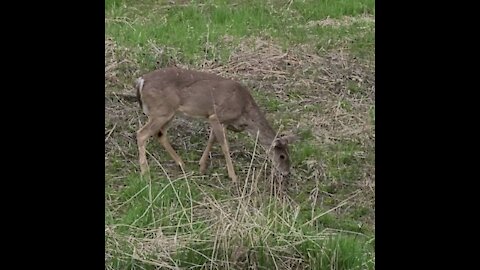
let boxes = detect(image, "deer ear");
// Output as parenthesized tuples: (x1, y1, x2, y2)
(280, 134, 298, 144)
(273, 138, 282, 147)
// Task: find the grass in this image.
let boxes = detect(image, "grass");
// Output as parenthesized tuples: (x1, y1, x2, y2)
(106, 173, 374, 269)
(106, 0, 375, 269)
(105, 0, 374, 67)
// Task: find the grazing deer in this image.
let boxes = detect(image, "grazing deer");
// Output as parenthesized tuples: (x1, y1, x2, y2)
(134, 67, 296, 183)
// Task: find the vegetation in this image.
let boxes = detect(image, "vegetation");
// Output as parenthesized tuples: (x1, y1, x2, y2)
(105, 0, 375, 269)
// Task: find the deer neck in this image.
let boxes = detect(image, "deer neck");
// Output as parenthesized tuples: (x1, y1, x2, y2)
(244, 108, 277, 149)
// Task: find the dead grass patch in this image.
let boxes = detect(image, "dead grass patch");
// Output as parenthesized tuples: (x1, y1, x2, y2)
(305, 15, 375, 28)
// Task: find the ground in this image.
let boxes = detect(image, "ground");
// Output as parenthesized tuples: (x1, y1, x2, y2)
(105, 0, 375, 269)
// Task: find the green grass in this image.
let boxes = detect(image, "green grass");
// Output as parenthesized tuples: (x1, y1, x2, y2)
(106, 0, 375, 269)
(106, 0, 374, 65)
(106, 174, 374, 269)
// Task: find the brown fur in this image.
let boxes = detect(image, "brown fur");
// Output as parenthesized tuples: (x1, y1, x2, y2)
(135, 67, 297, 182)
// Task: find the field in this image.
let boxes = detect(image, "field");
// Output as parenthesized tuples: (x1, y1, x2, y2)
(105, 0, 375, 269)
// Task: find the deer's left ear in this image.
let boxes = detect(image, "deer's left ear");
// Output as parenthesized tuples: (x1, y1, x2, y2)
(279, 134, 298, 144)
(273, 134, 298, 147)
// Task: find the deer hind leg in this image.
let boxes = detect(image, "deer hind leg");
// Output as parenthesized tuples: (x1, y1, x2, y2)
(156, 123, 185, 169)
(136, 113, 184, 174)
(137, 118, 163, 175)
(208, 114, 237, 183)
(199, 128, 216, 174)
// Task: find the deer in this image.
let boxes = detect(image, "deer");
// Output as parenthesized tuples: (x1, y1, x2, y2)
(134, 67, 297, 183)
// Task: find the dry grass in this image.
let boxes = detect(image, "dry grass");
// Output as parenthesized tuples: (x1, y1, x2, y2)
(305, 15, 375, 28)
(105, 172, 365, 269)
(105, 31, 374, 197)
(105, 29, 375, 268)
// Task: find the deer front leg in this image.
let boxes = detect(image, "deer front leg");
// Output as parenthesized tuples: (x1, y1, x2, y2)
(208, 115, 238, 183)
(199, 128, 216, 174)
